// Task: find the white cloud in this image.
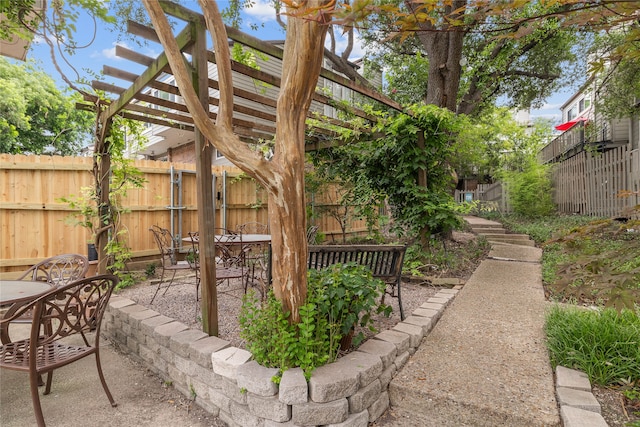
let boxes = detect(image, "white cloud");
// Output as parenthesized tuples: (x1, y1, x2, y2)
(92, 41, 129, 60)
(328, 30, 365, 61)
(244, 0, 278, 23)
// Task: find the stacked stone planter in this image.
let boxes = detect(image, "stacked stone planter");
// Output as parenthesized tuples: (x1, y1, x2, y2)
(103, 288, 458, 426)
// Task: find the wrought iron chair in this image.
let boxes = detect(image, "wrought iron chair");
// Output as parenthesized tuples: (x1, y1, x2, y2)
(3, 254, 90, 344)
(0, 275, 118, 427)
(213, 228, 247, 292)
(17, 253, 89, 285)
(149, 225, 193, 304)
(186, 231, 200, 300)
(236, 222, 269, 234)
(235, 223, 270, 294)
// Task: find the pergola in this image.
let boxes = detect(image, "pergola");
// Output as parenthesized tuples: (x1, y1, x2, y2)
(80, 2, 403, 334)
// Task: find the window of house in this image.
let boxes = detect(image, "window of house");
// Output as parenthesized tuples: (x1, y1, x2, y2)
(579, 97, 591, 112)
(216, 149, 225, 159)
(567, 106, 577, 121)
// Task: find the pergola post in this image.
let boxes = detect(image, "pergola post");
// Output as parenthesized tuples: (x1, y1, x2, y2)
(191, 20, 219, 335)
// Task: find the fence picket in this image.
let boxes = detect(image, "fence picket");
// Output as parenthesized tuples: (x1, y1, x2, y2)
(1, 154, 369, 273)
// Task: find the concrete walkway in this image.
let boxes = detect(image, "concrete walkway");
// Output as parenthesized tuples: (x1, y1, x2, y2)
(383, 216, 561, 426)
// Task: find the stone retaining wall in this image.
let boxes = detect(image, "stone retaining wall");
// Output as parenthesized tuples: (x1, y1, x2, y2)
(103, 289, 458, 427)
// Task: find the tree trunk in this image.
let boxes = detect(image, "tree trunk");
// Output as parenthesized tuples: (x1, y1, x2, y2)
(409, 0, 466, 112)
(145, 0, 333, 324)
(269, 2, 331, 322)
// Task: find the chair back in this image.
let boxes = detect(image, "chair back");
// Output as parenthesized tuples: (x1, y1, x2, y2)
(237, 222, 269, 234)
(150, 226, 178, 266)
(18, 275, 118, 351)
(18, 254, 89, 287)
(307, 225, 319, 244)
(213, 228, 244, 266)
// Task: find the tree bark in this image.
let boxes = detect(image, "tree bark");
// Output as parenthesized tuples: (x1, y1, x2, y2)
(407, 0, 466, 113)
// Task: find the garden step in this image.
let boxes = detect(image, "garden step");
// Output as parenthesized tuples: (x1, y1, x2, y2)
(480, 233, 530, 240)
(470, 227, 506, 234)
(486, 238, 536, 247)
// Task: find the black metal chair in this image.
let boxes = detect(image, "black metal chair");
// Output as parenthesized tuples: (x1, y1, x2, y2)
(213, 228, 248, 293)
(149, 226, 193, 304)
(0, 275, 118, 427)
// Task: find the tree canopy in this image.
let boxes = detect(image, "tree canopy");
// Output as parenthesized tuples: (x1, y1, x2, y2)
(0, 57, 93, 154)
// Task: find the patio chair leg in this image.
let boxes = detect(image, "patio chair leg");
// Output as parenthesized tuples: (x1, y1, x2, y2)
(161, 271, 178, 297)
(29, 370, 46, 427)
(149, 270, 176, 304)
(44, 370, 53, 395)
(95, 352, 117, 407)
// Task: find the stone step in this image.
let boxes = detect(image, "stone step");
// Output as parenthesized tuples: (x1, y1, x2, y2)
(486, 238, 536, 247)
(480, 233, 530, 240)
(471, 227, 506, 234)
(471, 227, 507, 234)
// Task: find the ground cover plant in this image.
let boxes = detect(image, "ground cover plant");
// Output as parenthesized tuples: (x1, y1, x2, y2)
(238, 263, 389, 379)
(487, 212, 640, 309)
(545, 305, 640, 426)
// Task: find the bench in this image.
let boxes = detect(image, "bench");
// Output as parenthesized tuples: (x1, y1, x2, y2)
(308, 244, 407, 320)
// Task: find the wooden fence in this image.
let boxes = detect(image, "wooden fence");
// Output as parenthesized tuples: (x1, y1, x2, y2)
(454, 183, 511, 213)
(552, 146, 639, 217)
(0, 154, 370, 273)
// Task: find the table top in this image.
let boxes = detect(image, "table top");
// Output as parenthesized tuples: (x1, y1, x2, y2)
(0, 280, 54, 306)
(184, 234, 271, 245)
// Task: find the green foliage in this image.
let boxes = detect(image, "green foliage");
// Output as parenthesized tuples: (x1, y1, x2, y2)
(403, 236, 490, 278)
(359, 1, 580, 116)
(543, 218, 640, 311)
(311, 104, 464, 238)
(499, 214, 640, 310)
(0, 0, 114, 46)
(239, 264, 389, 378)
(590, 29, 640, 120)
(383, 51, 430, 106)
(0, 58, 93, 154)
(503, 160, 555, 218)
(545, 305, 640, 386)
(145, 263, 157, 278)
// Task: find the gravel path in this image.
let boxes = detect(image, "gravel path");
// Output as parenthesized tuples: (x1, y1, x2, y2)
(115, 270, 445, 349)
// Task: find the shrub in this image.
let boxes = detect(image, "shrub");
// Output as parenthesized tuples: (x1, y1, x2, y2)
(239, 263, 390, 379)
(504, 161, 555, 218)
(545, 305, 640, 385)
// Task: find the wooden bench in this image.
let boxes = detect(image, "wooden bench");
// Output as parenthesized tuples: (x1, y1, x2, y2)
(308, 244, 407, 320)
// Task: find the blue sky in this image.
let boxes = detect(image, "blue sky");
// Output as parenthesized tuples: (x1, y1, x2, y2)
(16, 0, 570, 124)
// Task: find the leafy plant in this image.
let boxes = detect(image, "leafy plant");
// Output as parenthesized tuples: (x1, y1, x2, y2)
(145, 263, 157, 278)
(239, 263, 390, 378)
(545, 305, 640, 386)
(308, 263, 391, 348)
(503, 160, 555, 218)
(310, 104, 465, 241)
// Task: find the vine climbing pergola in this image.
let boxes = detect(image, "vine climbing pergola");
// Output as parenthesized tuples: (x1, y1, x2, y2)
(81, 1, 402, 335)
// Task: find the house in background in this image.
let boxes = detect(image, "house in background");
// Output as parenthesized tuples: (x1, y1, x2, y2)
(130, 41, 380, 165)
(540, 78, 638, 164)
(539, 77, 639, 217)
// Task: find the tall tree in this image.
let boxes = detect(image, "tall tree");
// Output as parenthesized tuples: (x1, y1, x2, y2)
(355, 1, 580, 115)
(0, 57, 92, 154)
(143, 0, 334, 323)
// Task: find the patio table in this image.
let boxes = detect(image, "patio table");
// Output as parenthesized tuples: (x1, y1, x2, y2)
(0, 280, 54, 344)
